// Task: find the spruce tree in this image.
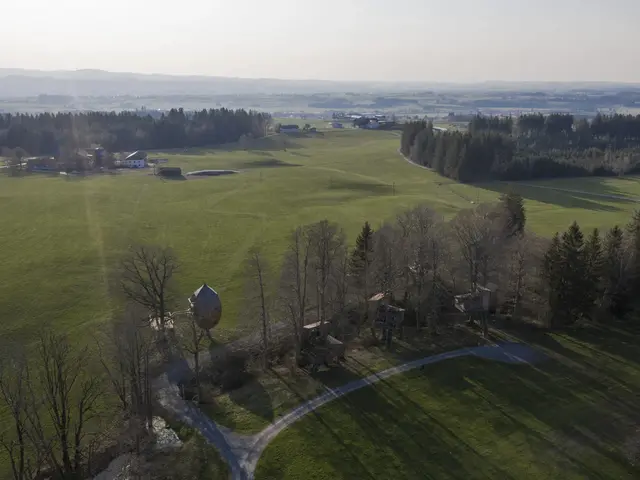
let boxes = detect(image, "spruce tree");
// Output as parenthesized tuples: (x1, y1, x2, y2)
(350, 222, 374, 289)
(542, 232, 563, 326)
(499, 190, 526, 238)
(603, 225, 628, 315)
(584, 228, 604, 315)
(558, 222, 589, 325)
(626, 210, 640, 300)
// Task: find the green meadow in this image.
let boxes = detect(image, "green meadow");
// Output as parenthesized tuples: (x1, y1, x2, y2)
(256, 325, 640, 480)
(1, 130, 639, 344)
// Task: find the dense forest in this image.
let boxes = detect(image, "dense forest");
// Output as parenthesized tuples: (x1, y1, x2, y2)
(0, 108, 271, 155)
(401, 113, 640, 182)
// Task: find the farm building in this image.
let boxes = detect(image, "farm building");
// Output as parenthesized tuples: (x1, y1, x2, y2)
(122, 151, 148, 168)
(331, 122, 343, 129)
(26, 156, 57, 171)
(157, 166, 182, 177)
(279, 124, 300, 133)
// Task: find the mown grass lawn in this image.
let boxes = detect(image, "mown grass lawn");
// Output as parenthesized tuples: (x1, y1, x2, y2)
(256, 325, 640, 480)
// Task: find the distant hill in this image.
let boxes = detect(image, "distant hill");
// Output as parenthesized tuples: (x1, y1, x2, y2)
(0, 68, 422, 97)
(2, 68, 640, 98)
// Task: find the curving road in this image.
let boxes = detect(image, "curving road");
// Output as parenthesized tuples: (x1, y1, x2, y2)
(155, 342, 545, 480)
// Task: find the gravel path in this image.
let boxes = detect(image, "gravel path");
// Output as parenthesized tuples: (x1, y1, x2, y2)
(155, 342, 544, 480)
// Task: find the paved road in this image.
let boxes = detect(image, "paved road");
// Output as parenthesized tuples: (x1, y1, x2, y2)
(155, 342, 545, 480)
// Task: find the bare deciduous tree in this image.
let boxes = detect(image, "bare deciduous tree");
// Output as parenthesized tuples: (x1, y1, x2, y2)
(176, 317, 207, 402)
(96, 306, 154, 440)
(331, 249, 350, 322)
(371, 224, 403, 296)
(120, 245, 179, 332)
(396, 206, 444, 331)
(451, 205, 501, 290)
(308, 220, 346, 327)
(27, 331, 103, 478)
(279, 226, 314, 356)
(503, 233, 546, 320)
(245, 250, 273, 368)
(505, 236, 527, 319)
(0, 350, 41, 480)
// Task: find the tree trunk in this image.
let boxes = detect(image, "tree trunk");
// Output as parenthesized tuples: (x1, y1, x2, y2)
(194, 350, 201, 402)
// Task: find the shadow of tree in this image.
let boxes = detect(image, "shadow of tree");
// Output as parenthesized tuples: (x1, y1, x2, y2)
(239, 158, 301, 169)
(258, 323, 640, 479)
(477, 180, 638, 212)
(158, 174, 187, 181)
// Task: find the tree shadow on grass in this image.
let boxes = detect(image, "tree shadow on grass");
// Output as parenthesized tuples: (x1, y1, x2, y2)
(287, 151, 311, 158)
(226, 373, 274, 423)
(316, 375, 517, 480)
(561, 322, 640, 365)
(158, 174, 187, 181)
(409, 357, 637, 478)
(169, 339, 275, 431)
(477, 181, 637, 212)
(327, 179, 394, 195)
(493, 322, 640, 398)
(238, 158, 301, 169)
(470, 360, 640, 477)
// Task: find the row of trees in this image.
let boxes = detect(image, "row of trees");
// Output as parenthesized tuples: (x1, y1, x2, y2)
(401, 117, 640, 182)
(247, 192, 532, 359)
(0, 108, 271, 156)
(542, 212, 640, 326)
(469, 113, 640, 142)
(271, 192, 640, 348)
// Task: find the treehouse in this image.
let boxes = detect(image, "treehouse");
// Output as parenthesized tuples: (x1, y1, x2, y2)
(368, 293, 405, 346)
(300, 321, 346, 372)
(189, 283, 222, 331)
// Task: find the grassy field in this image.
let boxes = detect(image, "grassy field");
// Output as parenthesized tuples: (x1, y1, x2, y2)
(1, 129, 640, 346)
(256, 325, 640, 480)
(199, 331, 478, 434)
(2, 129, 640, 478)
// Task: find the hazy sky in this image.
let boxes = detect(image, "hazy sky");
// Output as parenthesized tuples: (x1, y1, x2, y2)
(4, 0, 639, 82)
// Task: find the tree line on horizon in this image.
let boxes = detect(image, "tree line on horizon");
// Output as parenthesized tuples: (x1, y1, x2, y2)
(0, 108, 271, 156)
(401, 113, 640, 182)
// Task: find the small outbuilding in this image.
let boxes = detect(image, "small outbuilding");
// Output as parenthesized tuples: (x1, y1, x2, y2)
(157, 166, 182, 177)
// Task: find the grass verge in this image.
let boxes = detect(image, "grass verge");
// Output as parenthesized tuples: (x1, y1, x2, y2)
(256, 324, 640, 479)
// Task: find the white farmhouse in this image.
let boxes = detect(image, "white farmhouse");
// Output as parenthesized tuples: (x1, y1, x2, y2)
(122, 151, 148, 168)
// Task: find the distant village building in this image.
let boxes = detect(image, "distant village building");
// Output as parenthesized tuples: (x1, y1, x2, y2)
(122, 151, 148, 168)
